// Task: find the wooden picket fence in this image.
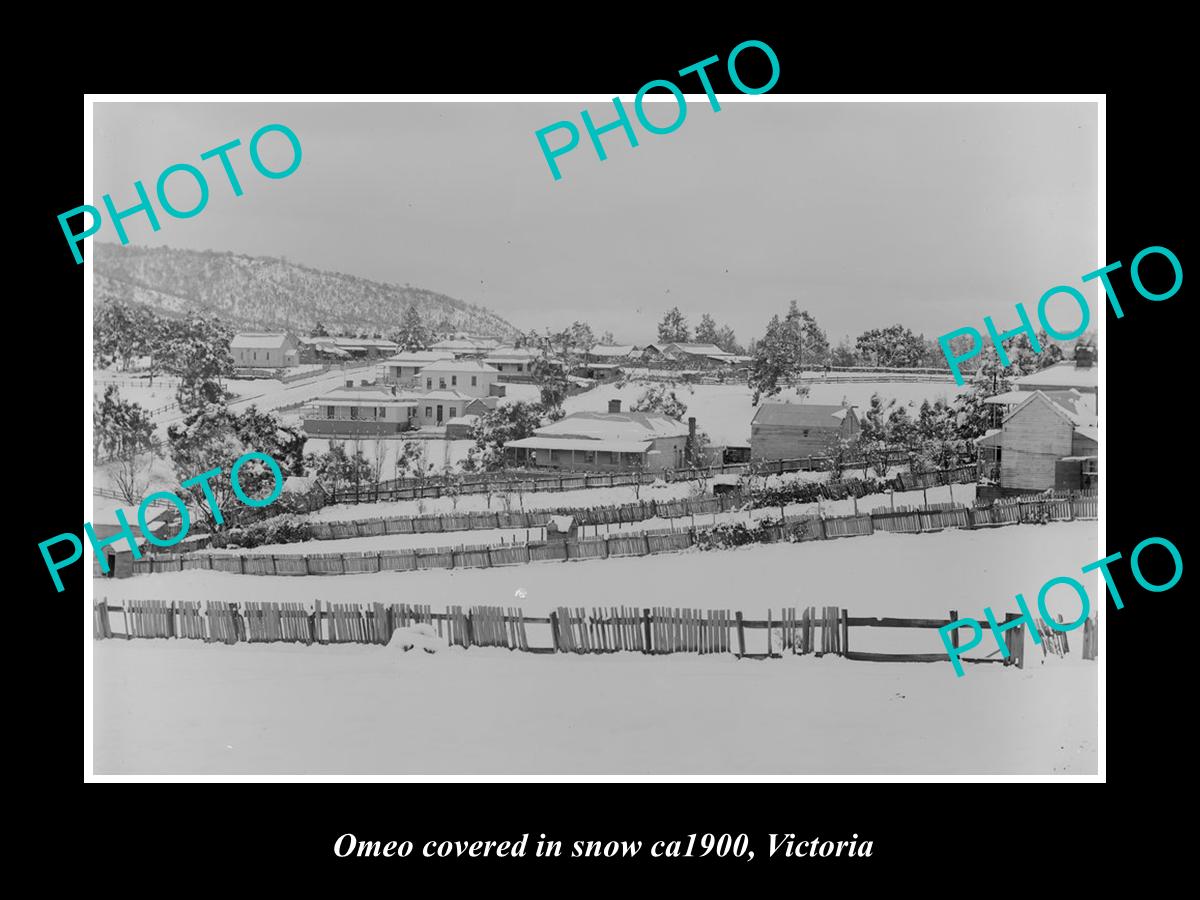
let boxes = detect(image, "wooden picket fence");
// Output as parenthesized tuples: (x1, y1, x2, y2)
(94, 598, 1092, 669)
(125, 489, 1097, 579)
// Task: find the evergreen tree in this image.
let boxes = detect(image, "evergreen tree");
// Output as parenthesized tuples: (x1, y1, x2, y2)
(394, 304, 430, 351)
(657, 307, 690, 343)
(694, 313, 719, 345)
(854, 324, 927, 368)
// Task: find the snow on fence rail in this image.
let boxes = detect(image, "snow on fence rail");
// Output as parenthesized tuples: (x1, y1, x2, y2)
(115, 493, 1096, 579)
(93, 597, 1098, 667)
(326, 452, 926, 504)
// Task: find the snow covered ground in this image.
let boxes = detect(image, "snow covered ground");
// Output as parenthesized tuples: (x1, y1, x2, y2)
(93, 523, 1099, 775)
(93, 641, 1096, 775)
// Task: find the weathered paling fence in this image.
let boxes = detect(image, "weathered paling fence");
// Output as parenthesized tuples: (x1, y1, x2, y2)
(327, 452, 941, 505)
(297, 465, 977, 544)
(94, 597, 1097, 666)
(122, 493, 1097, 579)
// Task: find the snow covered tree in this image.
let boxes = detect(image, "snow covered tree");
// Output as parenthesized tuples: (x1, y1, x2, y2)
(164, 312, 236, 416)
(715, 324, 741, 354)
(631, 384, 688, 420)
(657, 307, 690, 343)
(167, 404, 306, 531)
(94, 300, 143, 371)
(465, 401, 544, 471)
(393, 304, 430, 351)
(95, 385, 159, 504)
(784, 302, 828, 367)
(854, 324, 927, 368)
(695, 314, 719, 345)
(830, 337, 857, 367)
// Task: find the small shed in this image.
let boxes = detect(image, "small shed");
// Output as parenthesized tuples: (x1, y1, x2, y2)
(750, 403, 860, 460)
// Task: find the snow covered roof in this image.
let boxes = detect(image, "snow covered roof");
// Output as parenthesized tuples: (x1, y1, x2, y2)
(231, 332, 293, 349)
(588, 344, 636, 357)
(483, 349, 539, 362)
(752, 403, 852, 428)
(1013, 361, 1098, 391)
(418, 359, 500, 373)
(430, 338, 499, 351)
(384, 351, 454, 366)
(506, 436, 653, 454)
(672, 343, 725, 355)
(445, 415, 480, 427)
(536, 410, 689, 441)
(974, 428, 1003, 448)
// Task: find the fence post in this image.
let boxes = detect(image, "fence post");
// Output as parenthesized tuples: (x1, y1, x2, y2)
(841, 608, 849, 656)
(548, 610, 560, 653)
(949, 610, 959, 650)
(735, 611, 746, 659)
(643, 608, 653, 655)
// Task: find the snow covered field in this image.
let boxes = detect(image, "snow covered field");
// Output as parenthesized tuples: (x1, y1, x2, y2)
(565, 380, 970, 446)
(93, 523, 1099, 775)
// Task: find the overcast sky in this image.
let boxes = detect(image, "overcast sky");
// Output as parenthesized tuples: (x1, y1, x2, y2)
(93, 100, 1098, 345)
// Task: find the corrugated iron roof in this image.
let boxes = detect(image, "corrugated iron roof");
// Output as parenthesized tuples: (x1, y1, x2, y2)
(751, 403, 851, 428)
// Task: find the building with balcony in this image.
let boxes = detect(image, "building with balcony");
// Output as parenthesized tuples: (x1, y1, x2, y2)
(504, 399, 690, 471)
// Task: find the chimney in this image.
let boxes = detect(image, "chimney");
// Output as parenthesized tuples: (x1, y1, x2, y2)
(608, 399, 622, 414)
(1075, 346, 1095, 369)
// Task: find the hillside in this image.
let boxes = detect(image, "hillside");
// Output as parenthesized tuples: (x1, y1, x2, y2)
(92, 243, 522, 338)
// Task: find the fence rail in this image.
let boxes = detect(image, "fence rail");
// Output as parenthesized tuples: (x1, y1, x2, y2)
(115, 492, 1096, 579)
(93, 597, 1098, 667)
(326, 451, 949, 504)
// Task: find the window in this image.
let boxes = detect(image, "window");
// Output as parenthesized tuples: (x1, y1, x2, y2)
(266, 351, 270, 361)
(451, 375, 458, 386)
(350, 407, 359, 419)
(449, 407, 457, 419)
(427, 378, 433, 389)
(516, 364, 523, 372)
(253, 351, 257, 361)
(326, 406, 334, 418)
(584, 451, 596, 464)
(803, 429, 810, 437)
(425, 407, 432, 418)
(439, 378, 446, 389)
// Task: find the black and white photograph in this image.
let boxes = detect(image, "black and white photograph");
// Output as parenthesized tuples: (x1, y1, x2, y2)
(82, 95, 1103, 778)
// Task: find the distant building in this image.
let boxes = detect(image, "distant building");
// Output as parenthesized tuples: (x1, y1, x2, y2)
(750, 403, 860, 460)
(298, 336, 398, 363)
(444, 414, 482, 439)
(415, 359, 500, 398)
(482, 348, 540, 374)
(505, 399, 689, 471)
(587, 344, 639, 362)
(571, 362, 623, 382)
(231, 332, 299, 369)
(429, 336, 501, 358)
(1011, 355, 1098, 394)
(304, 386, 499, 436)
(380, 351, 454, 384)
(974, 390, 1097, 493)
